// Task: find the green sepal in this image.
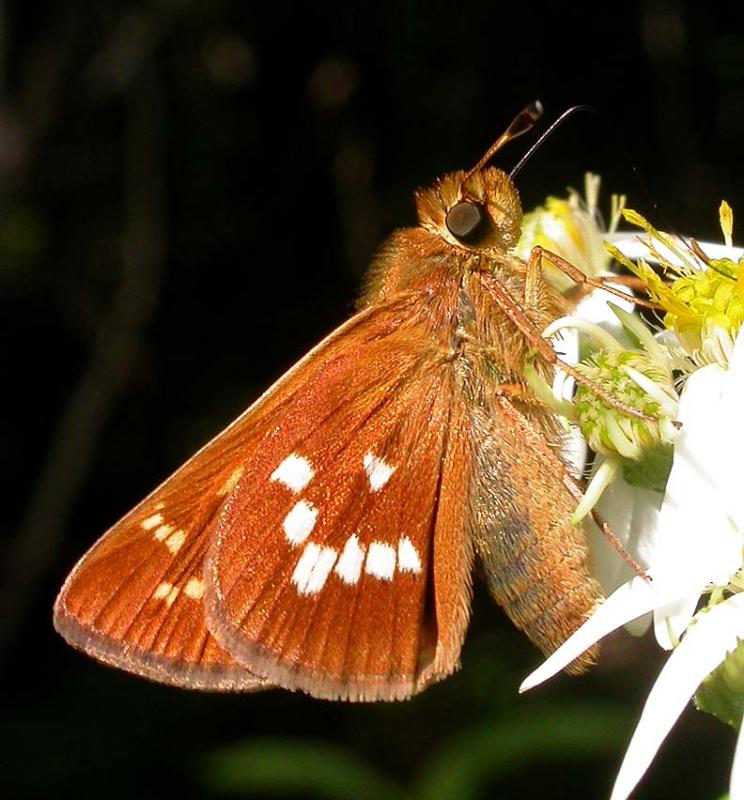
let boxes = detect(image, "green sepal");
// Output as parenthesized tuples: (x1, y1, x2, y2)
(621, 445, 673, 493)
(695, 636, 744, 731)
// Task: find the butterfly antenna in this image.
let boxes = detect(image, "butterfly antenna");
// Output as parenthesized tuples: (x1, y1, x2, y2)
(509, 104, 596, 180)
(509, 104, 679, 240)
(463, 101, 543, 182)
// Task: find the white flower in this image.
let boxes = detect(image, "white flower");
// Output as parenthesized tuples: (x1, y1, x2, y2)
(521, 327, 744, 800)
(518, 188, 744, 799)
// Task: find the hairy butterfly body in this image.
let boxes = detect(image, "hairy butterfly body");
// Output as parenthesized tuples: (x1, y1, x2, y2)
(54, 104, 603, 701)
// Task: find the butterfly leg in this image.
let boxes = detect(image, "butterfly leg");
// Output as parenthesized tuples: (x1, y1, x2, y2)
(479, 271, 654, 422)
(491, 382, 526, 397)
(525, 246, 661, 310)
(561, 471, 649, 581)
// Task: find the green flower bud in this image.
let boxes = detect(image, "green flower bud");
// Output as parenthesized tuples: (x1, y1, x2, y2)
(574, 351, 678, 461)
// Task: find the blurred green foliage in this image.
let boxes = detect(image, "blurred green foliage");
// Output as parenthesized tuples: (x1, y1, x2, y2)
(202, 705, 631, 800)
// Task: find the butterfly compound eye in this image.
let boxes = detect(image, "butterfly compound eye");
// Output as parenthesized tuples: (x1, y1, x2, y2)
(445, 201, 487, 243)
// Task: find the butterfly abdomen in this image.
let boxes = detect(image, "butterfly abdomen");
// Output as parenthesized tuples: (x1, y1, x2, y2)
(466, 399, 602, 672)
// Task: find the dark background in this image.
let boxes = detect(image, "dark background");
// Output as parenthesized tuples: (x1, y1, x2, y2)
(2, 1, 742, 798)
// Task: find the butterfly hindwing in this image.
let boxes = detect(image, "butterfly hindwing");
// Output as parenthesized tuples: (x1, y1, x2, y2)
(468, 392, 603, 672)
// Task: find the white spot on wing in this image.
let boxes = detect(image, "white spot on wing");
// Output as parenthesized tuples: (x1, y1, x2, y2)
(142, 513, 164, 531)
(292, 543, 338, 595)
(153, 524, 174, 541)
(398, 536, 422, 573)
(165, 529, 186, 554)
(363, 452, 396, 491)
(153, 581, 172, 600)
(365, 541, 396, 580)
(153, 581, 179, 606)
(283, 500, 318, 545)
(335, 534, 366, 584)
(184, 577, 205, 599)
(271, 453, 315, 493)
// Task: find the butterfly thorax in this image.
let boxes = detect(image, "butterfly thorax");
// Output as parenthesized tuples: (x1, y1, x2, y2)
(359, 166, 567, 401)
(356, 165, 599, 675)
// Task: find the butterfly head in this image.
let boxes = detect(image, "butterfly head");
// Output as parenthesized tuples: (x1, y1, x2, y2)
(413, 103, 543, 255)
(415, 167, 523, 253)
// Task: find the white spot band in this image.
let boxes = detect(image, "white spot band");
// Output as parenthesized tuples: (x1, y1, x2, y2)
(271, 453, 315, 493)
(153, 524, 174, 541)
(363, 452, 395, 491)
(365, 541, 396, 581)
(292, 543, 338, 595)
(335, 534, 366, 585)
(184, 577, 205, 599)
(283, 500, 318, 545)
(165, 529, 186, 554)
(397, 536, 422, 574)
(142, 513, 164, 531)
(219, 467, 244, 496)
(153, 581, 179, 606)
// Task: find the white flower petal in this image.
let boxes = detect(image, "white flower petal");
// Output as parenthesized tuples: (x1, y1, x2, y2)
(604, 233, 744, 268)
(589, 469, 637, 592)
(520, 575, 663, 692)
(575, 280, 635, 323)
(653, 595, 699, 650)
(574, 458, 620, 525)
(553, 325, 588, 478)
(560, 426, 588, 480)
(648, 363, 742, 647)
(730, 714, 744, 800)
(589, 468, 663, 636)
(719, 330, 744, 534)
(626, 485, 664, 571)
(551, 286, 635, 478)
(611, 592, 744, 800)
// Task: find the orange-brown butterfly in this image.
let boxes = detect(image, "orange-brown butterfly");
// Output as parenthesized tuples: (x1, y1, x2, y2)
(55, 102, 623, 701)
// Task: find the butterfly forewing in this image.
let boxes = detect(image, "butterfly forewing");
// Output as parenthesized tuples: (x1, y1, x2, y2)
(205, 318, 474, 701)
(54, 296, 454, 693)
